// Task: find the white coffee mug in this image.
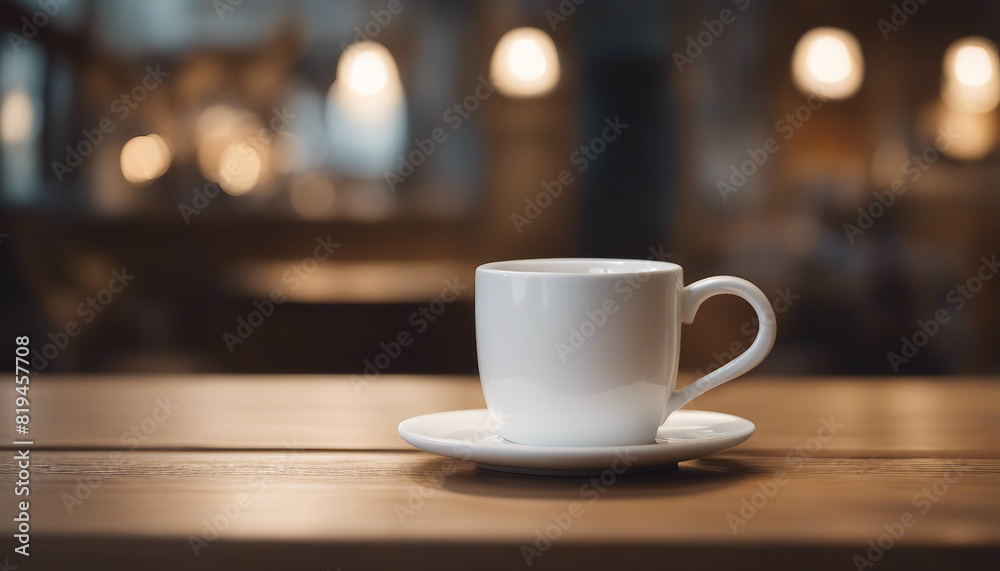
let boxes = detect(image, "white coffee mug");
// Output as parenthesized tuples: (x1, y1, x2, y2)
(475, 258, 776, 447)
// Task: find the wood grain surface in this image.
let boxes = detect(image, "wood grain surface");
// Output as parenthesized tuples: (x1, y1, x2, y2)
(1, 375, 997, 570)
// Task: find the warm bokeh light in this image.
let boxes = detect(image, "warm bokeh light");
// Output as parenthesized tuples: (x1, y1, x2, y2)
(806, 37, 852, 83)
(120, 134, 172, 184)
(327, 41, 407, 177)
(1, 89, 35, 145)
(197, 105, 249, 181)
(194, 104, 275, 192)
(791, 27, 864, 100)
(508, 38, 548, 82)
(955, 46, 993, 86)
(218, 142, 262, 195)
(490, 27, 560, 98)
(348, 51, 389, 96)
(330, 41, 403, 116)
(943, 37, 1000, 113)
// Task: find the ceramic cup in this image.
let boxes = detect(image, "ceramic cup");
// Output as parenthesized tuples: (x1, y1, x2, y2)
(475, 258, 776, 447)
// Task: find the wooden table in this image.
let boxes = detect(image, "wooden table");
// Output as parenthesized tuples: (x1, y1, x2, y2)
(2, 375, 998, 570)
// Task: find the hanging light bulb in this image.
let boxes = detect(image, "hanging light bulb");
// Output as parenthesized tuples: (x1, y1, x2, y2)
(791, 27, 864, 100)
(942, 37, 1000, 113)
(490, 27, 560, 98)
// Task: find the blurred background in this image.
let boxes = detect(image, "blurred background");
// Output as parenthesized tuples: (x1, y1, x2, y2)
(1, 0, 998, 377)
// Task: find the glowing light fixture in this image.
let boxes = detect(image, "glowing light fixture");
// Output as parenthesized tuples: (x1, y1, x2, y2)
(490, 27, 560, 98)
(120, 134, 172, 184)
(791, 27, 864, 100)
(955, 46, 992, 86)
(509, 38, 548, 82)
(348, 51, 388, 96)
(330, 41, 403, 117)
(942, 37, 999, 113)
(1, 89, 35, 145)
(326, 41, 407, 177)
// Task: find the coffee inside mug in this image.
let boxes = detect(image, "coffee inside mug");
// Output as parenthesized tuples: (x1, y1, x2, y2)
(479, 258, 672, 274)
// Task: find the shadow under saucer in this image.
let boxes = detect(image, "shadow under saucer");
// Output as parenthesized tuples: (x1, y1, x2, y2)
(404, 456, 754, 500)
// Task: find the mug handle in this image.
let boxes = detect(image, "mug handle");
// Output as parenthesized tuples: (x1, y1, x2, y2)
(664, 276, 777, 417)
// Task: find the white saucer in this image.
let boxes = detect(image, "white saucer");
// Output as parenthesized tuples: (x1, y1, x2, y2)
(398, 409, 755, 475)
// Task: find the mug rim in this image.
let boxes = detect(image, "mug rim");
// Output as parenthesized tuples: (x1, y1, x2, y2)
(477, 258, 680, 276)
